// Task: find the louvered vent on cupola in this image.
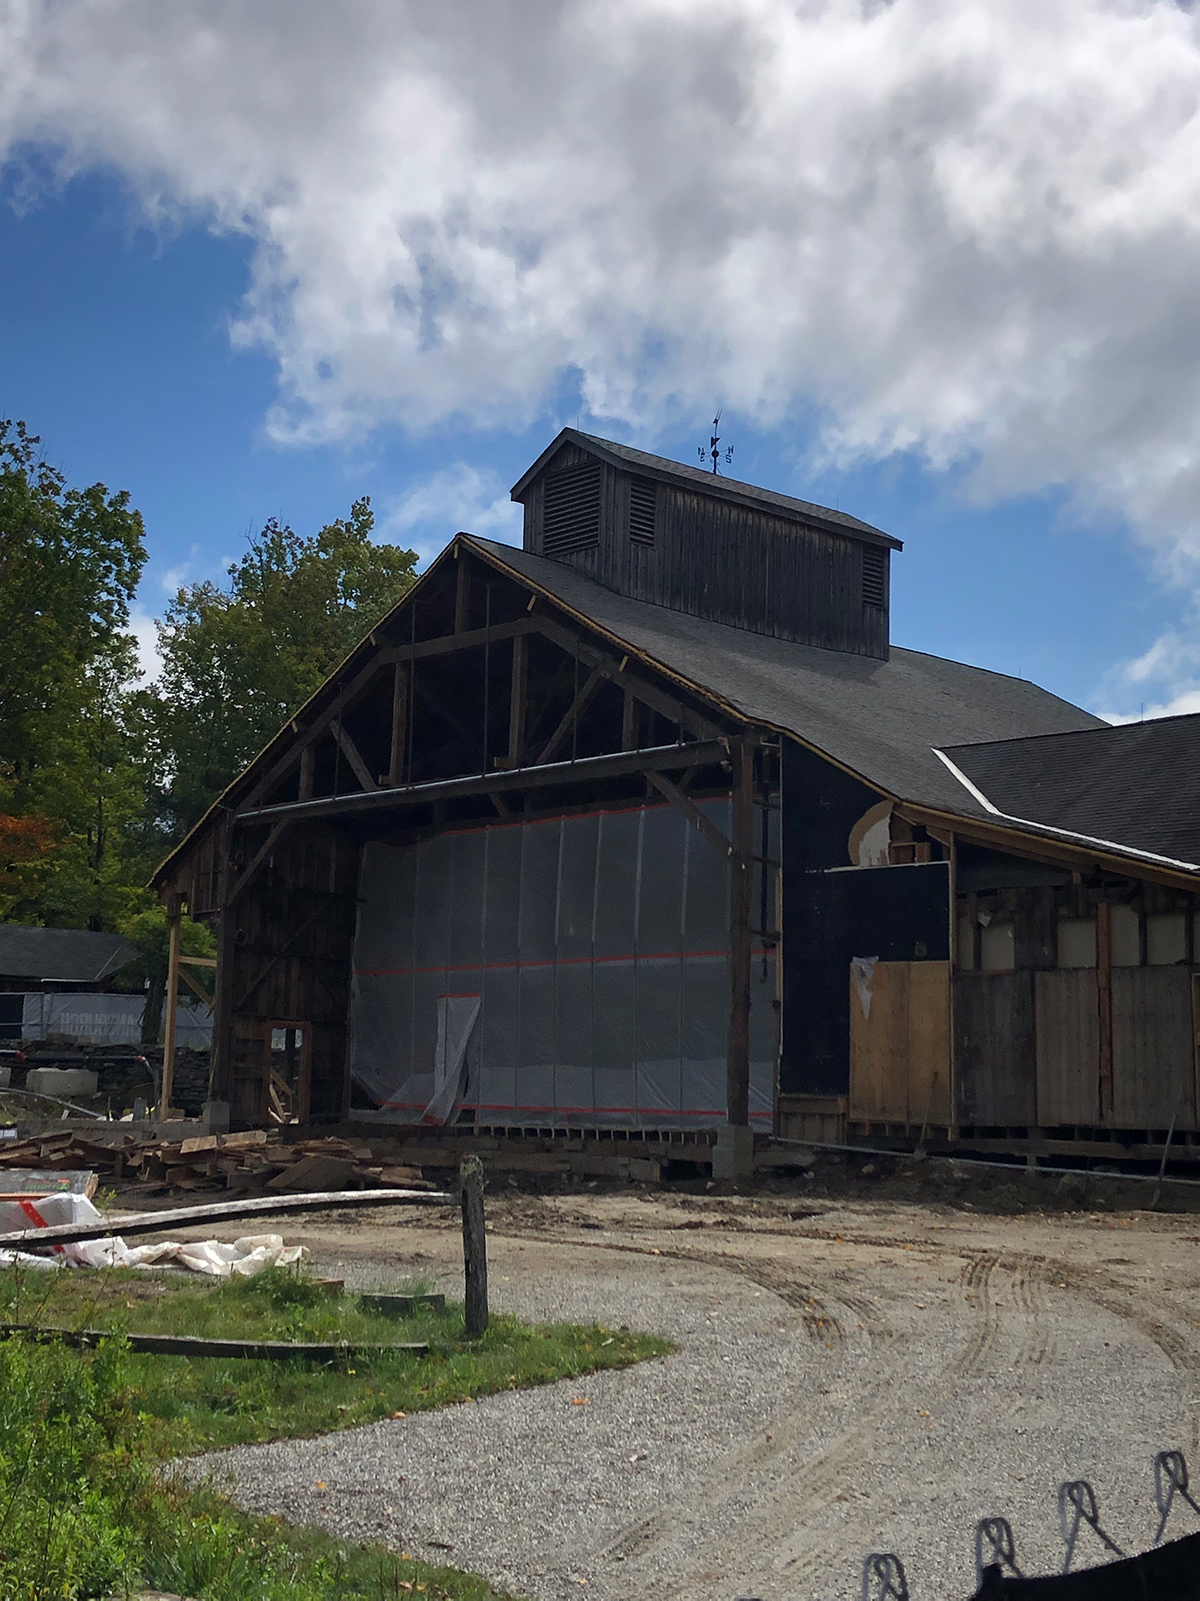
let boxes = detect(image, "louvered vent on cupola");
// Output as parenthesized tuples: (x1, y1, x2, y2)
(542, 460, 602, 556)
(862, 545, 886, 609)
(628, 476, 657, 547)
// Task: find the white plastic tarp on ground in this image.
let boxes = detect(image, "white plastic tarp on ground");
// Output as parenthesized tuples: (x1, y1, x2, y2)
(350, 800, 777, 1129)
(0, 1193, 305, 1276)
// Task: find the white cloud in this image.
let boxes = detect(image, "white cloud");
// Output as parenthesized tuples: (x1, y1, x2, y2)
(1097, 613, 1200, 722)
(385, 463, 522, 565)
(128, 604, 162, 684)
(5, 1, 1200, 701)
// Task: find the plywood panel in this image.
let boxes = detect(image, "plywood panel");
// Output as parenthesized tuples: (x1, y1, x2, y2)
(849, 962, 908, 1120)
(956, 971, 1037, 1126)
(908, 962, 951, 1125)
(849, 961, 951, 1123)
(1036, 970, 1100, 1125)
(1111, 966, 1196, 1130)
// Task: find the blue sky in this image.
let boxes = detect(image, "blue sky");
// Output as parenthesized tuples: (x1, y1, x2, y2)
(0, 167, 1171, 719)
(3, 2, 1199, 725)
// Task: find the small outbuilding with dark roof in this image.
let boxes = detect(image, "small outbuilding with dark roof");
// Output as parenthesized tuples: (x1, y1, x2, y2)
(151, 429, 1200, 1171)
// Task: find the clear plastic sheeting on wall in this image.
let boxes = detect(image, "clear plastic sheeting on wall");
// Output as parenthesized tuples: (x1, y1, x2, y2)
(350, 801, 775, 1129)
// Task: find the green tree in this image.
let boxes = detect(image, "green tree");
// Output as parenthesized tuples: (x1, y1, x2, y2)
(146, 498, 417, 834)
(117, 904, 217, 1043)
(0, 419, 145, 775)
(0, 419, 151, 928)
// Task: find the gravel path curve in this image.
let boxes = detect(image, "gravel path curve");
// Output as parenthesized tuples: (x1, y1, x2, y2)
(181, 1193, 1198, 1601)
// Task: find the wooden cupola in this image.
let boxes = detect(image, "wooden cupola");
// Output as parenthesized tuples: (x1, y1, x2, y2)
(511, 429, 901, 659)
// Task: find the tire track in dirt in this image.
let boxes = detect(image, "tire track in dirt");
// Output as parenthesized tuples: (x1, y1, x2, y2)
(490, 1211, 1193, 1599)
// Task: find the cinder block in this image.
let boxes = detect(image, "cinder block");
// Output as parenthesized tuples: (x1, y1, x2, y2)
(711, 1123, 755, 1180)
(24, 1066, 99, 1099)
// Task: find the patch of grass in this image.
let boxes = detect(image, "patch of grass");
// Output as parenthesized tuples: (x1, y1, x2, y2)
(0, 1333, 514, 1600)
(0, 1265, 672, 1453)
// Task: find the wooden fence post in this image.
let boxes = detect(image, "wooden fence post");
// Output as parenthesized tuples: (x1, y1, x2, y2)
(460, 1156, 488, 1337)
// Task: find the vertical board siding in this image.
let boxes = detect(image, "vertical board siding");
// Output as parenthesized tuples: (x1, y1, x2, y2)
(849, 960, 951, 1123)
(849, 961, 908, 1120)
(1111, 966, 1197, 1129)
(521, 452, 888, 658)
(220, 821, 360, 1126)
(955, 971, 1037, 1125)
(908, 962, 953, 1125)
(1035, 969, 1100, 1124)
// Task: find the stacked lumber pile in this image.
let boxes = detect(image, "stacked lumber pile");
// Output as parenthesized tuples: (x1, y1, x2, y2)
(0, 1130, 434, 1195)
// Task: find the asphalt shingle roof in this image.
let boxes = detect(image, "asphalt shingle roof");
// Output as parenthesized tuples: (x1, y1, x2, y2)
(941, 716, 1200, 868)
(469, 537, 1104, 819)
(0, 926, 135, 983)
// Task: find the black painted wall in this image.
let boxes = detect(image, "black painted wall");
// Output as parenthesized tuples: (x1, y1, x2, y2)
(780, 739, 950, 1096)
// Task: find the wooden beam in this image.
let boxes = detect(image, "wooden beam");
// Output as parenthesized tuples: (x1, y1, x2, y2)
(179, 954, 217, 968)
(226, 820, 291, 910)
(238, 739, 730, 823)
(0, 1187, 453, 1252)
(387, 659, 409, 786)
(247, 619, 542, 804)
(900, 802, 1200, 893)
(0, 1325, 430, 1361)
(505, 634, 528, 768)
(534, 665, 604, 765)
(177, 965, 214, 1011)
(534, 616, 722, 741)
(161, 893, 183, 1113)
(1098, 899, 1113, 1124)
(727, 734, 755, 1129)
(489, 793, 512, 818)
(299, 744, 315, 801)
(621, 688, 637, 751)
(646, 769, 733, 858)
(333, 720, 378, 792)
(454, 550, 471, 633)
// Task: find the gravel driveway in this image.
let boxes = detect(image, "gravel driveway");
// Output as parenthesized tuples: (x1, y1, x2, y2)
(183, 1187, 1200, 1601)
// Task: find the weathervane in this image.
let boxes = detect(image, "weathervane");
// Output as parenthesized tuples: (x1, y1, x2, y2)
(699, 411, 734, 474)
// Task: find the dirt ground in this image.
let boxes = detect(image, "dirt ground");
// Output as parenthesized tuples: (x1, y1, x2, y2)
(183, 1157, 1200, 1600)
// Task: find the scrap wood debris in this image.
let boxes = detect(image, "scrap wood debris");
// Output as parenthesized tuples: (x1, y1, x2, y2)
(0, 1130, 436, 1196)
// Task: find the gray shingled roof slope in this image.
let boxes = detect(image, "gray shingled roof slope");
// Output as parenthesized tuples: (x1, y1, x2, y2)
(513, 429, 898, 546)
(0, 926, 135, 983)
(942, 715, 1200, 867)
(470, 538, 1104, 816)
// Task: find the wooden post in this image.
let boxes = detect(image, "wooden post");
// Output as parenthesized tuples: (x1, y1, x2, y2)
(727, 734, 754, 1129)
(454, 551, 470, 634)
(506, 634, 527, 768)
(460, 1155, 488, 1337)
(161, 893, 183, 1115)
(388, 660, 409, 786)
(1097, 899, 1113, 1124)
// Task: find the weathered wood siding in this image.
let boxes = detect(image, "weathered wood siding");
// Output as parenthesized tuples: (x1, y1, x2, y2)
(214, 822, 360, 1127)
(955, 971, 1037, 1125)
(1035, 970, 1100, 1125)
(1111, 966, 1196, 1129)
(522, 447, 888, 658)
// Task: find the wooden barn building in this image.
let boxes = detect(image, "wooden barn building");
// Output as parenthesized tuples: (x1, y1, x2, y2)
(153, 431, 1200, 1174)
